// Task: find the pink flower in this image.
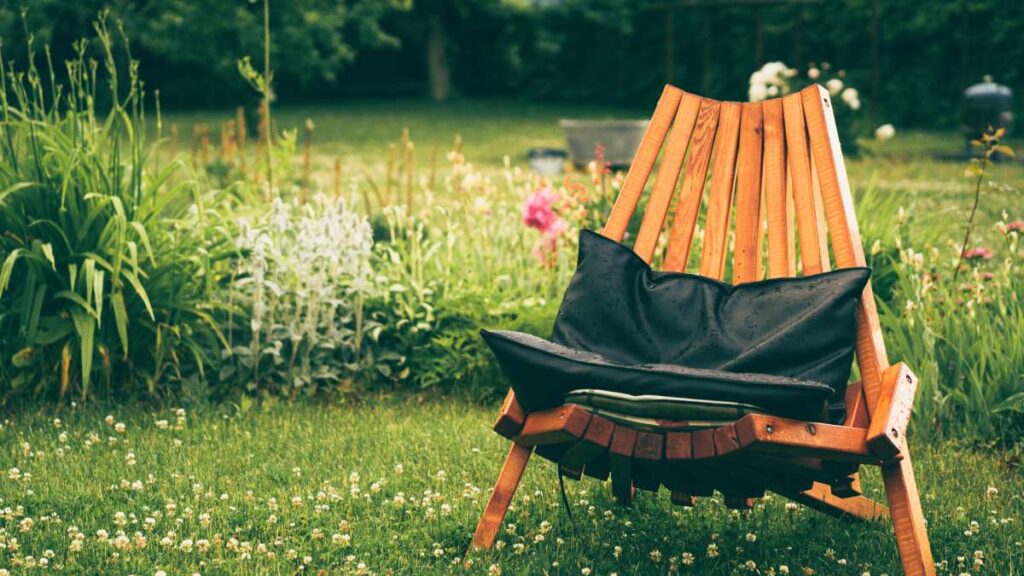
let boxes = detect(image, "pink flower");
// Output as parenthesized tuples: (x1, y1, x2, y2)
(1007, 220, 1024, 233)
(963, 247, 993, 261)
(523, 187, 560, 232)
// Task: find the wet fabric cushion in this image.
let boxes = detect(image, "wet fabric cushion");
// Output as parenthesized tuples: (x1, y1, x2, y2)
(482, 229, 871, 422)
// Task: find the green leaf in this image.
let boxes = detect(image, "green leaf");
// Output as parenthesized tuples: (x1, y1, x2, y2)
(11, 347, 36, 368)
(32, 316, 75, 346)
(111, 290, 130, 357)
(40, 242, 56, 270)
(54, 290, 100, 320)
(122, 269, 155, 321)
(0, 248, 25, 297)
(69, 307, 96, 397)
(0, 181, 39, 204)
(992, 391, 1024, 414)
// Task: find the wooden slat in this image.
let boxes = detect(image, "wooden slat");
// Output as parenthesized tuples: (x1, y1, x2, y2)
(632, 431, 665, 492)
(800, 84, 890, 411)
(808, 149, 833, 271)
(698, 101, 743, 279)
(664, 99, 721, 271)
(663, 431, 716, 496)
(733, 414, 877, 464)
(603, 85, 684, 241)
(609, 426, 638, 505)
(781, 92, 829, 275)
(732, 102, 765, 284)
(516, 404, 591, 446)
(843, 380, 870, 429)
(762, 98, 791, 278)
(560, 414, 615, 471)
(494, 391, 527, 439)
(470, 443, 533, 549)
(634, 92, 702, 262)
(867, 363, 918, 460)
(781, 481, 889, 521)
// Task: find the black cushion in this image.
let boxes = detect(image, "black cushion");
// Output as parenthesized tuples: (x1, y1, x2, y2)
(483, 229, 870, 422)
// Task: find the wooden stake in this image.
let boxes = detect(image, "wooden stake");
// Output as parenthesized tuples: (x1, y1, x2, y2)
(236, 105, 247, 177)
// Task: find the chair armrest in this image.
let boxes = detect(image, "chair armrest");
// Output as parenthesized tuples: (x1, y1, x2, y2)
(866, 363, 918, 461)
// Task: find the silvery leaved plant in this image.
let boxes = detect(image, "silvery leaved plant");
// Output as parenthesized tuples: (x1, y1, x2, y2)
(221, 194, 382, 398)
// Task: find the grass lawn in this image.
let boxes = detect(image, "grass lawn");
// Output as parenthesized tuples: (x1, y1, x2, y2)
(2, 401, 1022, 574)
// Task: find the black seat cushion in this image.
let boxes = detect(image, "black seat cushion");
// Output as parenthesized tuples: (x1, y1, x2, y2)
(482, 229, 870, 423)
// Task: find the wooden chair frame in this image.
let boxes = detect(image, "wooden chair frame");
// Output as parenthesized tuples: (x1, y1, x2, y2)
(469, 85, 934, 576)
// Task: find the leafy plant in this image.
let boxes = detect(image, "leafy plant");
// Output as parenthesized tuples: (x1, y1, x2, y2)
(0, 16, 225, 401)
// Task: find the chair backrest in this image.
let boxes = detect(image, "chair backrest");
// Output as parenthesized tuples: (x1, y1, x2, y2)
(602, 84, 889, 427)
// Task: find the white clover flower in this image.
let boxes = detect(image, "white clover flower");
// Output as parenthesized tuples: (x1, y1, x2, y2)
(826, 78, 844, 96)
(807, 67, 821, 80)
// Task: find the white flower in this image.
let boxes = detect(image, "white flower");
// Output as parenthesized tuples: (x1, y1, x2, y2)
(841, 87, 859, 106)
(807, 67, 821, 80)
(748, 83, 769, 102)
(826, 78, 844, 96)
(875, 123, 895, 141)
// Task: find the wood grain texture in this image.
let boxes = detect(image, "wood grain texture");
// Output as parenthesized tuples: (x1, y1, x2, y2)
(733, 414, 876, 463)
(882, 453, 937, 575)
(781, 93, 828, 275)
(762, 98, 792, 279)
(867, 363, 918, 460)
(782, 481, 889, 521)
(603, 85, 683, 242)
(470, 443, 532, 550)
(515, 404, 591, 446)
(800, 84, 890, 411)
(494, 391, 527, 439)
(664, 99, 721, 272)
(560, 414, 616, 471)
(634, 92, 702, 263)
(698, 101, 742, 279)
(732, 102, 765, 284)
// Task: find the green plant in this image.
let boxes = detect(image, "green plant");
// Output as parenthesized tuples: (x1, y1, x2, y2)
(0, 16, 225, 401)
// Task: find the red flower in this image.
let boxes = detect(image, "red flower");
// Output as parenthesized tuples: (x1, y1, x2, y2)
(1007, 220, 1024, 233)
(962, 247, 993, 261)
(522, 187, 560, 231)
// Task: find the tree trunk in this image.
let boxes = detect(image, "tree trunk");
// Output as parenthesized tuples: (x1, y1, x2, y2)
(426, 14, 451, 102)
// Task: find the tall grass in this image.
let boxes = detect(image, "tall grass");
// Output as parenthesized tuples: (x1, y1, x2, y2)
(0, 17, 225, 401)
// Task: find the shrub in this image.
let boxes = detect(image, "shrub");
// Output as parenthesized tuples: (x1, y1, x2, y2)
(0, 19, 224, 401)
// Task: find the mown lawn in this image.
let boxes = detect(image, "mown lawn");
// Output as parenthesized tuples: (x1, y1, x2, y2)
(1, 401, 1021, 574)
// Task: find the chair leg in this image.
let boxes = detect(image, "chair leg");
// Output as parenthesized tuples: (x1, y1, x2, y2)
(470, 442, 532, 550)
(882, 451, 936, 576)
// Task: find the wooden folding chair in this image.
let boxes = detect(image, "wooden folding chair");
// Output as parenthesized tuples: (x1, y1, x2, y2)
(470, 85, 935, 575)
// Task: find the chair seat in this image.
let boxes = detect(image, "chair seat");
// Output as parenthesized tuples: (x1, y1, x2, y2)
(497, 402, 878, 502)
(482, 330, 836, 422)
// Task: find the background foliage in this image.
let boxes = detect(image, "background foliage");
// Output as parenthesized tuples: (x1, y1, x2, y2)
(4, 0, 1023, 128)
